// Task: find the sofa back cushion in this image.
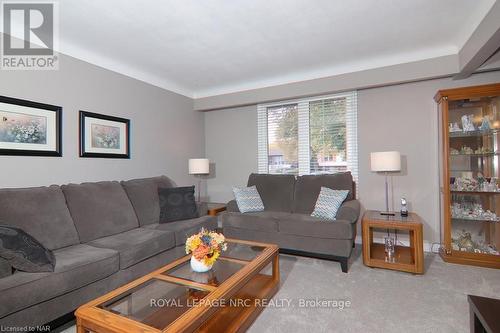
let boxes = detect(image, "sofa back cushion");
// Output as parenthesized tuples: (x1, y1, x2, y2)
(121, 176, 175, 226)
(293, 172, 354, 214)
(247, 173, 295, 212)
(62, 181, 139, 243)
(0, 258, 11, 278)
(0, 186, 80, 250)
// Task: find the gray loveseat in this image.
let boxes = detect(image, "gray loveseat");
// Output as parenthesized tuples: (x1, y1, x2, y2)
(222, 173, 360, 273)
(0, 176, 216, 327)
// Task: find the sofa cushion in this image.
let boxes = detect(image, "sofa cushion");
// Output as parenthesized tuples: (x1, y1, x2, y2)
(0, 186, 80, 250)
(0, 225, 56, 272)
(293, 172, 354, 214)
(278, 214, 355, 240)
(247, 173, 295, 212)
(62, 181, 139, 243)
(223, 226, 354, 258)
(226, 200, 240, 213)
(87, 228, 175, 269)
(0, 244, 119, 318)
(336, 200, 361, 223)
(121, 176, 176, 226)
(0, 258, 12, 278)
(222, 211, 290, 232)
(146, 216, 217, 246)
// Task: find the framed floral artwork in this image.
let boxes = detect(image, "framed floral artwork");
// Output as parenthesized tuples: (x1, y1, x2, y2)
(0, 95, 62, 156)
(79, 111, 130, 158)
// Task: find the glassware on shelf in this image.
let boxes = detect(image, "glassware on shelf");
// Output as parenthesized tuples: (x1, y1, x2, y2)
(450, 202, 499, 222)
(450, 176, 499, 192)
(480, 115, 492, 131)
(461, 114, 476, 132)
(451, 230, 499, 255)
(450, 145, 495, 155)
(448, 128, 499, 138)
(449, 122, 461, 132)
(384, 237, 395, 263)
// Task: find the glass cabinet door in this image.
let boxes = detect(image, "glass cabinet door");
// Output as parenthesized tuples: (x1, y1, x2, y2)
(448, 95, 500, 256)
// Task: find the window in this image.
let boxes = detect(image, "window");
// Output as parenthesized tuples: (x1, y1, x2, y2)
(258, 91, 358, 183)
(309, 98, 347, 174)
(266, 104, 298, 175)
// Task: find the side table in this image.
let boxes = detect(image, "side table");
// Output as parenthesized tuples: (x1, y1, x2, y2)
(362, 210, 424, 274)
(206, 202, 227, 217)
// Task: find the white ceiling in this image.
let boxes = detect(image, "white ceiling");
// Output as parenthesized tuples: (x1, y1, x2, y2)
(53, 0, 497, 97)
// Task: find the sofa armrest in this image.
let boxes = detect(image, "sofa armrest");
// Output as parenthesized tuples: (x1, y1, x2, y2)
(226, 200, 240, 213)
(336, 199, 360, 223)
(197, 202, 208, 216)
(0, 258, 13, 279)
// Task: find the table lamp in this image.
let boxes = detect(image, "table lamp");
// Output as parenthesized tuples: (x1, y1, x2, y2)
(189, 158, 209, 202)
(370, 151, 401, 215)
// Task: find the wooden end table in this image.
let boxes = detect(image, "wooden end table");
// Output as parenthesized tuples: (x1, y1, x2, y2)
(206, 203, 227, 217)
(362, 210, 424, 274)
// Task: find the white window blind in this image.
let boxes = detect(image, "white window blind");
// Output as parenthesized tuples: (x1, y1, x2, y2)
(257, 91, 358, 186)
(265, 104, 298, 174)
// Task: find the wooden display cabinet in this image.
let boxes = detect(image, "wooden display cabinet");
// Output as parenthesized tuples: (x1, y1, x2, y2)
(435, 83, 500, 269)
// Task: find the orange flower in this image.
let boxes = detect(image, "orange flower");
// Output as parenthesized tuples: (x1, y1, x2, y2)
(193, 244, 210, 260)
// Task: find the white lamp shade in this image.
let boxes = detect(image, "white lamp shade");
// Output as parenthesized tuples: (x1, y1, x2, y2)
(189, 158, 209, 174)
(370, 151, 401, 172)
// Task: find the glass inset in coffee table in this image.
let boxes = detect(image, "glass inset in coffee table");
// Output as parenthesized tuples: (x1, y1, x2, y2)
(75, 239, 279, 333)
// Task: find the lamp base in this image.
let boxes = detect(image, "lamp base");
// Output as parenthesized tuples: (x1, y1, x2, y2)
(380, 211, 396, 216)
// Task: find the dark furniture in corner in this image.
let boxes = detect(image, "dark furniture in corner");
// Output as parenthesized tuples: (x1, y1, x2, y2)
(222, 172, 360, 273)
(468, 295, 500, 333)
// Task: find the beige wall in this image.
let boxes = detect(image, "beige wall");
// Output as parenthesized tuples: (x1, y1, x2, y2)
(204, 105, 257, 202)
(0, 53, 204, 188)
(204, 70, 500, 244)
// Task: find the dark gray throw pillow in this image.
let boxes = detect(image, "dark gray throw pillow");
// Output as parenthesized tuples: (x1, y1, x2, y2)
(158, 186, 199, 223)
(0, 225, 56, 272)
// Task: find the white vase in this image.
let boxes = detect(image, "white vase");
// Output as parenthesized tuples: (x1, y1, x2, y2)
(190, 256, 213, 273)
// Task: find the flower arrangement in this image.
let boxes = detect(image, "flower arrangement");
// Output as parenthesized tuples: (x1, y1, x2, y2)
(185, 229, 227, 271)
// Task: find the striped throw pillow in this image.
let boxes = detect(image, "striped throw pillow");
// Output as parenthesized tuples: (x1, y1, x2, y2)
(232, 186, 265, 213)
(311, 187, 349, 220)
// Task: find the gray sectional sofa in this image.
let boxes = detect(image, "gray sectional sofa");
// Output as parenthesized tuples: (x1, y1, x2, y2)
(222, 173, 360, 273)
(0, 176, 217, 327)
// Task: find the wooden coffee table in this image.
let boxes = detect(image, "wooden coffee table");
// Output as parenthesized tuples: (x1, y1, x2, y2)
(75, 239, 279, 333)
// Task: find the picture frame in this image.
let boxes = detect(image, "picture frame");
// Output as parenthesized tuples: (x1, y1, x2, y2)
(79, 111, 130, 159)
(0, 95, 62, 156)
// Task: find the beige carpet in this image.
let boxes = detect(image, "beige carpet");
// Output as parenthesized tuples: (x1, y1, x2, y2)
(61, 248, 500, 333)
